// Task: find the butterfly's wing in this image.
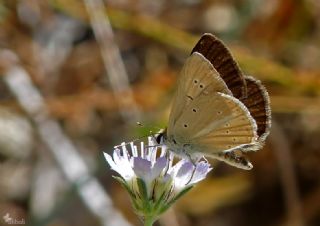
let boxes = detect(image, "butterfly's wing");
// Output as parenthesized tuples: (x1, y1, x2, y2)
(192, 33, 246, 98)
(192, 35, 271, 141)
(167, 52, 232, 134)
(210, 151, 253, 170)
(209, 76, 271, 168)
(240, 76, 271, 142)
(220, 76, 271, 155)
(168, 91, 258, 156)
(164, 34, 270, 170)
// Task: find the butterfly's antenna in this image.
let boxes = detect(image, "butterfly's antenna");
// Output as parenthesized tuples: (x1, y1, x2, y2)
(136, 122, 163, 133)
(114, 130, 163, 149)
(114, 122, 163, 149)
(114, 135, 149, 148)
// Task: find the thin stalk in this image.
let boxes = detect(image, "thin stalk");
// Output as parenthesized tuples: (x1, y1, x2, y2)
(144, 216, 156, 226)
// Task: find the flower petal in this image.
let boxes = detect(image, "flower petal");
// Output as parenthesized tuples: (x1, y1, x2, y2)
(189, 161, 212, 185)
(103, 152, 117, 170)
(113, 148, 123, 166)
(168, 159, 186, 176)
(150, 156, 167, 180)
(140, 142, 145, 158)
(130, 142, 138, 157)
(174, 162, 194, 189)
(133, 157, 152, 181)
(104, 151, 134, 180)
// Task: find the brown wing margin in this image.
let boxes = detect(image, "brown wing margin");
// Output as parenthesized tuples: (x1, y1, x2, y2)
(191, 33, 247, 99)
(240, 76, 271, 141)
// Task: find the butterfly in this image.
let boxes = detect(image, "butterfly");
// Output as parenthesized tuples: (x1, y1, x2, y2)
(155, 33, 271, 170)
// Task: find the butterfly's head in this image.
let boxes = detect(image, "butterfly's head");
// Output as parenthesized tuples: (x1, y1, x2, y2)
(153, 128, 167, 145)
(153, 129, 198, 161)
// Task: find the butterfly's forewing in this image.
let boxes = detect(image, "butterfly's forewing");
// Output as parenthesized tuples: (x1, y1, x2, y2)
(192, 33, 246, 98)
(168, 91, 258, 156)
(240, 76, 271, 142)
(167, 52, 232, 134)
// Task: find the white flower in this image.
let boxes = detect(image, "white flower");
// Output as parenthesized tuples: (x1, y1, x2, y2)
(104, 137, 212, 221)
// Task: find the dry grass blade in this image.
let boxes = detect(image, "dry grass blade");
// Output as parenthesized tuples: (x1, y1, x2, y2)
(83, 0, 140, 122)
(270, 121, 304, 226)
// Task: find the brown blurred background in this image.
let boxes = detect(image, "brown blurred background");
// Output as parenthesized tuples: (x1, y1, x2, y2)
(0, 0, 320, 226)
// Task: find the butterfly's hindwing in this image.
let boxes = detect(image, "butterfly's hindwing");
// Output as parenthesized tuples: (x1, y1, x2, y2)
(210, 151, 253, 170)
(240, 76, 271, 142)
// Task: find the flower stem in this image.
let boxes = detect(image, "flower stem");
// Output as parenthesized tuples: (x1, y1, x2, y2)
(144, 216, 156, 226)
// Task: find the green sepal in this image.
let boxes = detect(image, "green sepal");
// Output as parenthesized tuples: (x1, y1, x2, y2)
(153, 177, 173, 212)
(154, 177, 173, 201)
(136, 177, 151, 212)
(159, 186, 193, 214)
(153, 189, 168, 213)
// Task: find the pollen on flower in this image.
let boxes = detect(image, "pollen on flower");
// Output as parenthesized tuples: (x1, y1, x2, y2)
(103, 136, 212, 219)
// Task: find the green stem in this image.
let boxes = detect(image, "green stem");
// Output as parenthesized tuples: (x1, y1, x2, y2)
(144, 216, 156, 226)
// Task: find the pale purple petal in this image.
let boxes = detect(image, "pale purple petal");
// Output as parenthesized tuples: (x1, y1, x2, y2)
(168, 159, 187, 176)
(113, 148, 123, 165)
(140, 142, 145, 158)
(116, 147, 131, 167)
(150, 156, 167, 180)
(130, 142, 138, 157)
(174, 162, 194, 188)
(150, 148, 157, 163)
(119, 143, 126, 153)
(121, 146, 129, 162)
(120, 166, 135, 180)
(104, 151, 134, 180)
(189, 161, 212, 185)
(103, 152, 117, 170)
(176, 162, 194, 178)
(133, 157, 152, 180)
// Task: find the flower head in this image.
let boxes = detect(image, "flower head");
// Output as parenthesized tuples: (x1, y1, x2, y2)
(104, 137, 212, 223)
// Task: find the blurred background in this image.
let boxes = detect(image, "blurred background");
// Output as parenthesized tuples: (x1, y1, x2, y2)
(0, 0, 320, 226)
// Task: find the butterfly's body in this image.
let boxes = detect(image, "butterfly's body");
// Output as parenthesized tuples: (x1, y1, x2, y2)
(159, 129, 196, 160)
(156, 34, 271, 170)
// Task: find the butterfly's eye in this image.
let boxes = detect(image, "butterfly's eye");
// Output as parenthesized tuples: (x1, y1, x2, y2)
(155, 133, 163, 144)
